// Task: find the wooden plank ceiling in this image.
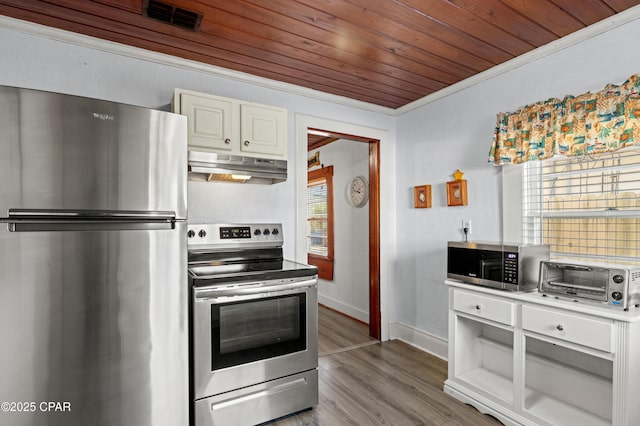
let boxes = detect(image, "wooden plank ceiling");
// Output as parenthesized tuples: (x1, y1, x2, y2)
(1, 0, 639, 109)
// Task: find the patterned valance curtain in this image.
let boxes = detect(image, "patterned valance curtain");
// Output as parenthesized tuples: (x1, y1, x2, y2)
(488, 73, 640, 165)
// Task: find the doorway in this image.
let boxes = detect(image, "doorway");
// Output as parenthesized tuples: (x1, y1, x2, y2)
(295, 115, 388, 341)
(301, 126, 381, 341)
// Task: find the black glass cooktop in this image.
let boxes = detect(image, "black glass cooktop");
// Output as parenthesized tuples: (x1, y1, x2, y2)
(188, 258, 317, 286)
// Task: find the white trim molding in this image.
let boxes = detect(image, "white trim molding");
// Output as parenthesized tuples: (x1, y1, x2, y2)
(295, 113, 393, 342)
(2, 5, 640, 116)
(394, 4, 640, 115)
(389, 321, 448, 361)
(0, 14, 394, 116)
(318, 294, 369, 324)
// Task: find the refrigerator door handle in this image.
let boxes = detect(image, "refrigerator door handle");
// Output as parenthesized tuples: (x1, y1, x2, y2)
(2, 209, 177, 232)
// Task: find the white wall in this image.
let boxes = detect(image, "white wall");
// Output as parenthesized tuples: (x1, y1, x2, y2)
(309, 139, 369, 322)
(3, 11, 640, 353)
(0, 18, 395, 267)
(394, 15, 640, 347)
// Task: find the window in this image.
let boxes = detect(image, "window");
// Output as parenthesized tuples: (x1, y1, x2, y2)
(523, 149, 640, 264)
(307, 166, 334, 280)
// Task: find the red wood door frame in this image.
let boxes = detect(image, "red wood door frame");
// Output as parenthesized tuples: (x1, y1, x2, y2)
(308, 129, 381, 339)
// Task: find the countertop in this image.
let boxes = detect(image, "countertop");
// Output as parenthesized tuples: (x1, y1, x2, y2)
(446, 279, 640, 322)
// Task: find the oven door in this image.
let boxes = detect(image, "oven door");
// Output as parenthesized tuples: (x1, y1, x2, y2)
(540, 262, 609, 302)
(192, 276, 318, 399)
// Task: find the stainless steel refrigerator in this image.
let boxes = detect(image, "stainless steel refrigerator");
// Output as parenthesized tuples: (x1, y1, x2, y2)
(0, 86, 188, 426)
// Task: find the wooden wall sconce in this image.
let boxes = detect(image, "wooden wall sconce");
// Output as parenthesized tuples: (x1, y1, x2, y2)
(446, 169, 468, 206)
(414, 185, 432, 208)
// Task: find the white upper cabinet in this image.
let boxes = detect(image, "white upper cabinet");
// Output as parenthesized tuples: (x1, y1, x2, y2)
(179, 92, 236, 152)
(239, 103, 286, 157)
(173, 89, 287, 159)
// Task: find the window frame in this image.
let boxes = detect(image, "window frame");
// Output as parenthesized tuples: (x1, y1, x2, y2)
(307, 166, 334, 280)
(522, 150, 640, 264)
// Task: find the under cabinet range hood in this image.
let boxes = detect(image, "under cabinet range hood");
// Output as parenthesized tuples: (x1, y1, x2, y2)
(187, 150, 287, 184)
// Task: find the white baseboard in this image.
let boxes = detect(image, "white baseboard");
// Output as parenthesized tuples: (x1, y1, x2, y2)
(389, 322, 448, 361)
(317, 294, 369, 324)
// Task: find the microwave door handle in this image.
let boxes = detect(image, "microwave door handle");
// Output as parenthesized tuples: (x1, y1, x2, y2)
(480, 260, 487, 279)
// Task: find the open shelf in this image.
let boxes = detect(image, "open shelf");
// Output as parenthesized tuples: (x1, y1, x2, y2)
(454, 317, 514, 404)
(524, 337, 613, 424)
(524, 388, 610, 426)
(458, 367, 513, 403)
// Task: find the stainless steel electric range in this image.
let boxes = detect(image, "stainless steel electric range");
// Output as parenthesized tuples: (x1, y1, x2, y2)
(187, 223, 319, 426)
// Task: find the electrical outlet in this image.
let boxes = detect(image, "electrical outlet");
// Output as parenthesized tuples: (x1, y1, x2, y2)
(462, 220, 472, 234)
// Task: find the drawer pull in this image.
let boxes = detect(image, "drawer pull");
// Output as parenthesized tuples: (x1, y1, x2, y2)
(556, 324, 564, 331)
(475, 305, 481, 310)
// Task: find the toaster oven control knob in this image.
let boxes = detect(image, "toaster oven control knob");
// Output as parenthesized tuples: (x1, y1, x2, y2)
(263, 228, 270, 236)
(613, 274, 624, 284)
(187, 229, 195, 238)
(198, 229, 207, 238)
(254, 229, 261, 236)
(612, 291, 623, 301)
(272, 228, 279, 235)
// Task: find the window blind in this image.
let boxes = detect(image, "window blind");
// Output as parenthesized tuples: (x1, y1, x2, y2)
(307, 180, 328, 256)
(523, 149, 640, 264)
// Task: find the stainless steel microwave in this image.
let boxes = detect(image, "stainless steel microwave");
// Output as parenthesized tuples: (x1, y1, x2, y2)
(447, 241, 550, 291)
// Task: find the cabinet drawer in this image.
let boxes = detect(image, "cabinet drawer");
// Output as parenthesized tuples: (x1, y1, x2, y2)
(522, 305, 613, 352)
(453, 290, 515, 326)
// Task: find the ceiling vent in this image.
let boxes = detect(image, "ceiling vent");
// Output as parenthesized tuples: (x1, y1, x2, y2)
(143, 0, 202, 31)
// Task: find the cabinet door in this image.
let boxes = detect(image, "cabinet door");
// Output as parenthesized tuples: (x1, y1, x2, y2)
(240, 104, 286, 157)
(181, 93, 234, 152)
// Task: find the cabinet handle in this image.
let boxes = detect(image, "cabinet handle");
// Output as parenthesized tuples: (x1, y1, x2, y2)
(224, 138, 231, 144)
(475, 305, 481, 310)
(244, 140, 250, 146)
(556, 324, 564, 331)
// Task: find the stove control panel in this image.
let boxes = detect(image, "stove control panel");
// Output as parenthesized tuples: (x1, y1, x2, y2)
(187, 223, 283, 247)
(220, 226, 252, 239)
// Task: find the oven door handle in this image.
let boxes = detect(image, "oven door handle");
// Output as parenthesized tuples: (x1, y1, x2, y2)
(194, 278, 317, 300)
(210, 377, 308, 412)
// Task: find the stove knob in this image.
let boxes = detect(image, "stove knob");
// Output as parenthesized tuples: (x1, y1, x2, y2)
(613, 274, 624, 284)
(254, 229, 262, 236)
(187, 229, 195, 238)
(272, 228, 279, 235)
(198, 229, 207, 238)
(612, 291, 623, 301)
(263, 228, 270, 236)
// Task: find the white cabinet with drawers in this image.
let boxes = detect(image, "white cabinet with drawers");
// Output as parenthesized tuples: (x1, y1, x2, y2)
(445, 281, 640, 426)
(173, 89, 287, 159)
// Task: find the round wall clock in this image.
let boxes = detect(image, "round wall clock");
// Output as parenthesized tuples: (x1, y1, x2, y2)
(348, 175, 369, 208)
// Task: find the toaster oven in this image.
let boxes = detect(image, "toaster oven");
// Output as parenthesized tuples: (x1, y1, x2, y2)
(539, 261, 640, 310)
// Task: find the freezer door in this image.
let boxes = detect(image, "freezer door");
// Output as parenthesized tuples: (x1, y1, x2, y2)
(0, 222, 188, 426)
(0, 86, 187, 219)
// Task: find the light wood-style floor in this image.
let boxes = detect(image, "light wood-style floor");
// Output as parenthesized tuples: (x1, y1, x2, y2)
(317, 305, 378, 356)
(270, 305, 501, 426)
